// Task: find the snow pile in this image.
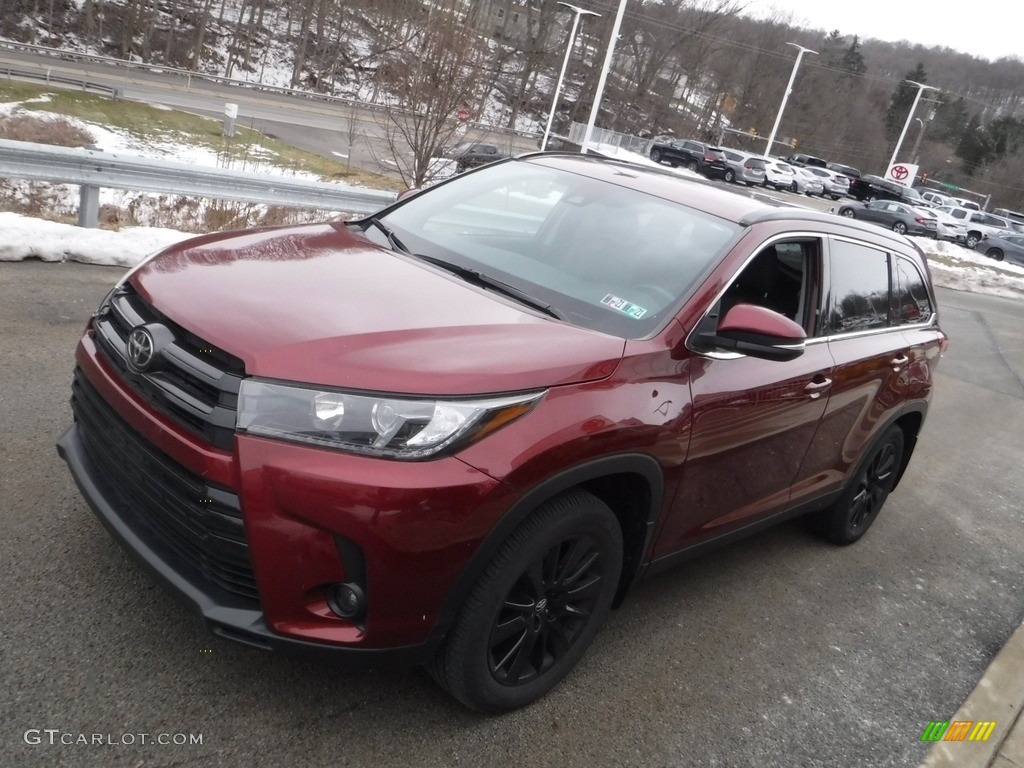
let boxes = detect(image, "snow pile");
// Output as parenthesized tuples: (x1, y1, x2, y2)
(0, 212, 193, 266)
(908, 236, 1024, 299)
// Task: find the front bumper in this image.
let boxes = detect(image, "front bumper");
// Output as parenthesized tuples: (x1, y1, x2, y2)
(58, 422, 431, 666)
(59, 335, 509, 665)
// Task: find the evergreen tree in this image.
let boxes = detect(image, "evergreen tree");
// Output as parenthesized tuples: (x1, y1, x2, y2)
(885, 62, 927, 141)
(840, 36, 866, 77)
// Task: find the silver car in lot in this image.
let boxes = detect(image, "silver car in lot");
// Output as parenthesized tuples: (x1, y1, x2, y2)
(804, 167, 850, 200)
(791, 167, 825, 196)
(720, 149, 768, 186)
(913, 207, 967, 244)
(975, 232, 1024, 265)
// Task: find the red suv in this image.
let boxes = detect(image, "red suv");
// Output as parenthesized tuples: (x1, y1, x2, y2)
(58, 154, 946, 712)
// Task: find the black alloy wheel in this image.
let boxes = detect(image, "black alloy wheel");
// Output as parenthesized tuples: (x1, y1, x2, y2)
(430, 490, 622, 712)
(809, 426, 905, 545)
(986, 247, 1004, 261)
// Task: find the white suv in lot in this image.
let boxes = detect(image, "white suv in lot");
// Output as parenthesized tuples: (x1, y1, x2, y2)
(936, 207, 1022, 248)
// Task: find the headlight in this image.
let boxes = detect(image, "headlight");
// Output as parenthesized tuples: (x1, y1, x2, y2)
(237, 379, 545, 459)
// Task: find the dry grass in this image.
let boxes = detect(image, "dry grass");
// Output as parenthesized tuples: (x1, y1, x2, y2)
(0, 112, 94, 146)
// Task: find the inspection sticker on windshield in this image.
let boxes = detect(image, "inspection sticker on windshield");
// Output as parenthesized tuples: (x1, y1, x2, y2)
(601, 294, 648, 319)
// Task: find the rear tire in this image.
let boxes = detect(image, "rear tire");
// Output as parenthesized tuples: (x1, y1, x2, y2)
(892, 221, 908, 234)
(808, 426, 905, 545)
(840, 208, 856, 218)
(650, 149, 662, 164)
(429, 490, 622, 712)
(724, 169, 736, 183)
(686, 159, 698, 172)
(966, 233, 981, 248)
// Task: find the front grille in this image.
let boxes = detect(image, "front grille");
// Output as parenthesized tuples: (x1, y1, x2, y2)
(72, 369, 259, 602)
(92, 284, 243, 450)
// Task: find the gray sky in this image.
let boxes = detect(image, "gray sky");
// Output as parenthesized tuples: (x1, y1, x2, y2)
(746, 1, 1020, 62)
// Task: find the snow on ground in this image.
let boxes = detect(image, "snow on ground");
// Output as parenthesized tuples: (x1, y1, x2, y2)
(0, 212, 193, 266)
(2, 210, 1021, 303)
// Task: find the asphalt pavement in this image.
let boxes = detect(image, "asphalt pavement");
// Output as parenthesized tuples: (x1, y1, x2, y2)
(1, 260, 1023, 768)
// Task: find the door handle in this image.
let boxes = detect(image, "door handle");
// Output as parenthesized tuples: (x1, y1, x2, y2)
(891, 354, 910, 371)
(804, 378, 832, 399)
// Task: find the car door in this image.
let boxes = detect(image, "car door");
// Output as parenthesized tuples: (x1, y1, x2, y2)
(653, 236, 835, 554)
(859, 201, 891, 224)
(796, 236, 916, 499)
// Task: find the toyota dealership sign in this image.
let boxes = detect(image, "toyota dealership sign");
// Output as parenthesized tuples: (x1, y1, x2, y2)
(885, 162, 919, 188)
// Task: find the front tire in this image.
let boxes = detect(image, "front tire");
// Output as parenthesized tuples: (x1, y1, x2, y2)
(650, 149, 662, 164)
(724, 169, 736, 183)
(892, 221, 908, 234)
(809, 426, 905, 545)
(430, 490, 622, 712)
(986, 247, 1004, 261)
(840, 208, 856, 218)
(686, 159, 698, 172)
(966, 233, 981, 249)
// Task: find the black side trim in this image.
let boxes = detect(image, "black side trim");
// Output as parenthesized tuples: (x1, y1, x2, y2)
(428, 453, 664, 643)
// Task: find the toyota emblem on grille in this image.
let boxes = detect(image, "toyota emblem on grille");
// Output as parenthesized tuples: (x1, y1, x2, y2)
(127, 326, 157, 372)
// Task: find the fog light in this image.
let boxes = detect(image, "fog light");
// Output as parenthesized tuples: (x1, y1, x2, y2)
(327, 582, 366, 620)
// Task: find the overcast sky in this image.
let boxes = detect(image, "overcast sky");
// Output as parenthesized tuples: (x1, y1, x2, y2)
(745, 1, 1020, 62)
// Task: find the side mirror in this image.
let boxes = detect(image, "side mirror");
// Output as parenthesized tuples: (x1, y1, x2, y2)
(700, 304, 806, 362)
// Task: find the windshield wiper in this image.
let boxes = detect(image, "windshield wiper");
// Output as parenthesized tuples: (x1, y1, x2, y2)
(411, 253, 566, 321)
(363, 217, 410, 254)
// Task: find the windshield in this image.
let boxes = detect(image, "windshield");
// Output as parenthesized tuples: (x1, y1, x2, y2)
(375, 161, 741, 339)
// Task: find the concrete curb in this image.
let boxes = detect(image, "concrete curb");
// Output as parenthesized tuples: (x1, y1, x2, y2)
(920, 619, 1024, 767)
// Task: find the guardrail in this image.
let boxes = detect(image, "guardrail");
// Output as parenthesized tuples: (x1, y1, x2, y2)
(0, 138, 397, 227)
(1, 64, 119, 98)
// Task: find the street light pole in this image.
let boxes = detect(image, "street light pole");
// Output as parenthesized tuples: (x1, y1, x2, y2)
(762, 43, 817, 158)
(581, 0, 629, 154)
(888, 80, 939, 169)
(541, 3, 600, 152)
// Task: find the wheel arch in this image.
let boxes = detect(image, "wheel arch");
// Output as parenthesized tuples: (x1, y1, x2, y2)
(428, 454, 664, 644)
(891, 403, 928, 489)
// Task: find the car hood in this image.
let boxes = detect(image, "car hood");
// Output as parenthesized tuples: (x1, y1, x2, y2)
(129, 223, 625, 395)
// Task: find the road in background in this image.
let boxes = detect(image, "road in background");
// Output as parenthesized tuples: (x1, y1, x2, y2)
(0, 48, 540, 180)
(1, 260, 1022, 767)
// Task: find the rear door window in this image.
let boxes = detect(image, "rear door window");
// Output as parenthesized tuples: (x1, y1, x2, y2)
(892, 258, 933, 325)
(825, 239, 891, 334)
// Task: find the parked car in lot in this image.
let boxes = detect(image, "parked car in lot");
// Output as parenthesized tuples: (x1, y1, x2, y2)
(59, 153, 946, 713)
(850, 175, 930, 208)
(720, 149, 767, 185)
(787, 153, 828, 169)
(916, 189, 950, 207)
(837, 199, 939, 237)
(445, 142, 508, 172)
(827, 162, 861, 182)
(763, 159, 798, 190)
(915, 207, 967, 244)
(648, 138, 729, 179)
(974, 231, 1024, 264)
(805, 167, 850, 199)
(791, 167, 825, 196)
(936, 207, 1021, 248)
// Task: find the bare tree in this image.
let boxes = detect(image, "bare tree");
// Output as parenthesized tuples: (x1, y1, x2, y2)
(372, 6, 489, 188)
